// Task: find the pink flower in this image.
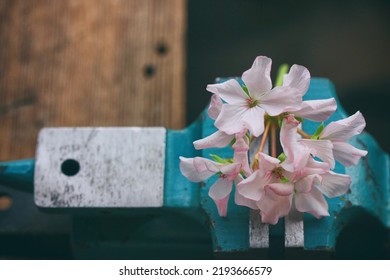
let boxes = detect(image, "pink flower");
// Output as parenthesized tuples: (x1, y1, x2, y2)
(234, 175, 258, 210)
(290, 98, 337, 122)
(236, 153, 295, 224)
(237, 117, 351, 224)
(318, 111, 368, 166)
(238, 154, 350, 224)
(232, 131, 252, 176)
(283, 65, 337, 121)
(207, 56, 304, 137)
(193, 94, 234, 150)
(208, 94, 223, 120)
(237, 152, 280, 202)
(280, 115, 335, 171)
(193, 131, 234, 150)
(179, 156, 241, 216)
(290, 161, 351, 219)
(179, 55, 366, 224)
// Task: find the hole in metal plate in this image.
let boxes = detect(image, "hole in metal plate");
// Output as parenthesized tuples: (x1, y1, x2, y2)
(61, 159, 80, 176)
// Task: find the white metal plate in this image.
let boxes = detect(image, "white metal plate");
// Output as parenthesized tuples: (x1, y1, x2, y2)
(285, 208, 304, 247)
(249, 137, 269, 248)
(249, 210, 269, 248)
(34, 127, 166, 208)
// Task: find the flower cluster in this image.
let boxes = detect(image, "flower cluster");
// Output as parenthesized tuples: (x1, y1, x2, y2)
(180, 56, 367, 224)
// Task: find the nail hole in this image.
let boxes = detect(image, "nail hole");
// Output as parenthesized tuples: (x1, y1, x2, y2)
(156, 42, 168, 55)
(0, 194, 12, 211)
(61, 159, 80, 176)
(143, 64, 156, 78)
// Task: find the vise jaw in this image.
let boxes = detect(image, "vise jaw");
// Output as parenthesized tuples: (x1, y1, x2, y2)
(34, 127, 166, 208)
(0, 78, 389, 259)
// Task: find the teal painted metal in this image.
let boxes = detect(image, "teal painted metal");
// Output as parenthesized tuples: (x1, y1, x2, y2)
(0, 159, 35, 193)
(301, 79, 348, 250)
(165, 121, 202, 208)
(198, 106, 250, 253)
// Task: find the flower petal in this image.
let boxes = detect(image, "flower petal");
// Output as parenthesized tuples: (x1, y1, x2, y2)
(241, 106, 266, 137)
(208, 178, 233, 217)
(206, 79, 248, 104)
(317, 171, 351, 198)
(234, 188, 258, 210)
(280, 115, 300, 160)
(299, 158, 330, 178)
(209, 177, 233, 201)
(258, 189, 293, 225)
(300, 139, 335, 169)
(233, 134, 251, 176)
(266, 183, 294, 196)
(280, 116, 310, 172)
(193, 130, 234, 150)
(291, 98, 337, 122)
(215, 103, 248, 135)
(320, 111, 366, 141)
(237, 170, 267, 201)
(219, 162, 242, 177)
(213, 195, 230, 217)
(179, 157, 214, 182)
(332, 141, 368, 166)
(260, 86, 302, 116)
(295, 187, 329, 219)
(241, 56, 272, 99)
(257, 152, 280, 172)
(295, 174, 321, 193)
(283, 64, 310, 96)
(193, 157, 221, 173)
(208, 94, 223, 120)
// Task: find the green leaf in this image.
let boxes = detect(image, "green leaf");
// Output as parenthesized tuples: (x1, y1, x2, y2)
(311, 122, 325, 140)
(241, 84, 251, 97)
(210, 154, 229, 164)
(210, 154, 233, 164)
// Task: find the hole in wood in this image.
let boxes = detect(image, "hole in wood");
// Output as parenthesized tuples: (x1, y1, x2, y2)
(143, 64, 156, 78)
(0, 194, 12, 211)
(61, 159, 80, 176)
(156, 42, 168, 55)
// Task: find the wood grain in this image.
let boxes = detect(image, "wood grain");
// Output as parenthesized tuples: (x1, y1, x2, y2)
(0, 0, 186, 161)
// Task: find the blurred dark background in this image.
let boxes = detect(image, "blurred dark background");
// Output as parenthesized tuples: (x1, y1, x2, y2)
(187, 0, 390, 152)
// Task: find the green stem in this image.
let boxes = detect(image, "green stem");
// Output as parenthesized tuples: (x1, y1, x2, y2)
(275, 63, 289, 87)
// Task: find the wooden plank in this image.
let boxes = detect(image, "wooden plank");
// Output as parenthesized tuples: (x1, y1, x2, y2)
(0, 0, 186, 161)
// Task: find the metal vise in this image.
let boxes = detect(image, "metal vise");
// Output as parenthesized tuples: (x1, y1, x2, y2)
(0, 78, 389, 259)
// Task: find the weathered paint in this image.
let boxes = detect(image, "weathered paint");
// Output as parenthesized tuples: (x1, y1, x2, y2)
(0, 159, 35, 193)
(34, 127, 166, 208)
